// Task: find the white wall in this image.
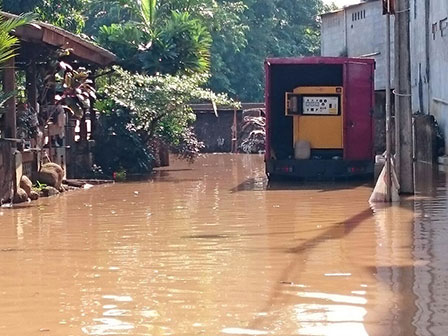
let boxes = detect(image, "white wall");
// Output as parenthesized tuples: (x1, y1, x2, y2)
(410, 0, 448, 147)
(321, 0, 395, 90)
(429, 0, 448, 145)
(321, 11, 346, 57)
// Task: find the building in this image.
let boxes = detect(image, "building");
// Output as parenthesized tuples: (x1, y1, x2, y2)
(321, 0, 448, 156)
(321, 0, 394, 91)
(410, 1, 448, 135)
(321, 0, 394, 154)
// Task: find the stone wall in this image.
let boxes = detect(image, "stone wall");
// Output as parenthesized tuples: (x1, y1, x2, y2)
(193, 110, 243, 153)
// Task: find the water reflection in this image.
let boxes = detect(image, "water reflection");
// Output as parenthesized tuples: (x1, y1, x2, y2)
(0, 155, 448, 335)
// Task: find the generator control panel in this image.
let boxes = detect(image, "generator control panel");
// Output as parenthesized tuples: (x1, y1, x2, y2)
(285, 86, 343, 116)
(302, 96, 339, 115)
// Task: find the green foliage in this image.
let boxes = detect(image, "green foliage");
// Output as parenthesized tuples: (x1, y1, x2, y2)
(0, 12, 34, 65)
(208, 0, 328, 101)
(140, 0, 157, 28)
(93, 99, 154, 176)
(2, 0, 87, 33)
(94, 66, 238, 168)
(113, 168, 127, 182)
(98, 23, 145, 68)
(33, 180, 48, 192)
(2, 0, 328, 102)
(35, 1, 88, 33)
(83, 0, 138, 36)
(100, 66, 238, 140)
(141, 11, 212, 75)
(98, 6, 212, 76)
(0, 91, 15, 111)
(0, 10, 34, 113)
(37, 49, 95, 120)
(1, 0, 40, 13)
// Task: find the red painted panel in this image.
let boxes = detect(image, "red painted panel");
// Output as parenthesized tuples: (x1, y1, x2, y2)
(264, 61, 271, 161)
(266, 57, 375, 66)
(343, 61, 374, 160)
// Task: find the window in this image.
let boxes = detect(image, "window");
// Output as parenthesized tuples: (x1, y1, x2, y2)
(351, 10, 366, 22)
(441, 18, 448, 37)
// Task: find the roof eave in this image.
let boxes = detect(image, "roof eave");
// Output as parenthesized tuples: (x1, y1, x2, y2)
(1, 11, 116, 66)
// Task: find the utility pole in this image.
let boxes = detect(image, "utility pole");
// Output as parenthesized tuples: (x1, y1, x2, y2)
(385, 12, 392, 202)
(394, 0, 414, 194)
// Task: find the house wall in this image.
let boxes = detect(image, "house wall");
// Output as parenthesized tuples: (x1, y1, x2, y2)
(409, 0, 448, 150)
(321, 0, 395, 91)
(321, 11, 346, 57)
(322, 0, 448, 155)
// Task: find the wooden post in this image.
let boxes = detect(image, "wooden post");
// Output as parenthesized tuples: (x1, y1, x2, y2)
(26, 60, 38, 113)
(394, 0, 414, 194)
(232, 108, 238, 153)
(3, 57, 16, 139)
(90, 76, 97, 139)
(80, 114, 88, 141)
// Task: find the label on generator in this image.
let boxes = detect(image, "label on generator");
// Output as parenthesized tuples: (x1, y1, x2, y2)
(303, 96, 339, 115)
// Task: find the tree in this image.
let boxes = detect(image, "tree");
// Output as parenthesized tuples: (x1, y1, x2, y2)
(94, 66, 238, 173)
(96, 0, 213, 76)
(208, 0, 329, 102)
(0, 11, 33, 108)
(2, 0, 86, 33)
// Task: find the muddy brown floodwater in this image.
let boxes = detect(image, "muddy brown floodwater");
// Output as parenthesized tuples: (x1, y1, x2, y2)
(1, 154, 448, 336)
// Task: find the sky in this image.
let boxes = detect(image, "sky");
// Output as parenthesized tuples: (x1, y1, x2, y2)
(323, 0, 360, 8)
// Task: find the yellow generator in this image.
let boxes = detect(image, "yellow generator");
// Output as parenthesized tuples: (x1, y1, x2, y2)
(286, 86, 343, 151)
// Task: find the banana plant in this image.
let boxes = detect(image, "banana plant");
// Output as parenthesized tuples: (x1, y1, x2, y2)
(140, 0, 157, 30)
(0, 12, 34, 65)
(0, 11, 34, 111)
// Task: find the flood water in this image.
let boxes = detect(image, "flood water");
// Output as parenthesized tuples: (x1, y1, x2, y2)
(1, 154, 448, 336)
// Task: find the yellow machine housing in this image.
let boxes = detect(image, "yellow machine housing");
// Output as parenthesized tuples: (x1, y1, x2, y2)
(285, 86, 344, 149)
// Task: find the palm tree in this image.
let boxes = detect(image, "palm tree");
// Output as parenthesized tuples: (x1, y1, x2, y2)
(98, 0, 211, 75)
(0, 11, 34, 107)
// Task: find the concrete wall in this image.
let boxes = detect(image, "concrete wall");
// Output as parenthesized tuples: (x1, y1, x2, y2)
(321, 0, 395, 90)
(321, 11, 346, 57)
(428, 1, 448, 150)
(410, 0, 448, 151)
(193, 110, 242, 153)
(410, 0, 431, 116)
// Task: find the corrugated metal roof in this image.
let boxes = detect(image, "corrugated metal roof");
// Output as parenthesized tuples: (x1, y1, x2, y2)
(1, 11, 116, 66)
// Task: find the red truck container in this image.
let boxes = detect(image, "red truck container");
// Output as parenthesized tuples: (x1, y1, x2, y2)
(265, 57, 375, 179)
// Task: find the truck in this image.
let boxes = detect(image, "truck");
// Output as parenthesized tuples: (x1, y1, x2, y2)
(264, 57, 375, 179)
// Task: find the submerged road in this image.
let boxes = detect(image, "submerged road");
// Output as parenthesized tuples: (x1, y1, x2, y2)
(1, 154, 448, 335)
